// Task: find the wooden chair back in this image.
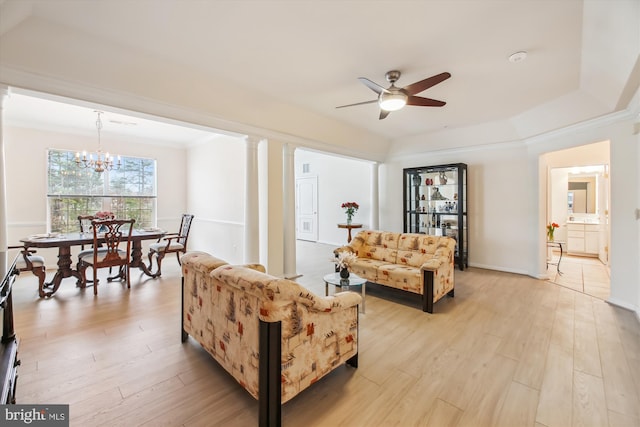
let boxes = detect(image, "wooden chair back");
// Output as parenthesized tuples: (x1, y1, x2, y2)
(89, 218, 135, 270)
(78, 214, 114, 249)
(177, 214, 194, 248)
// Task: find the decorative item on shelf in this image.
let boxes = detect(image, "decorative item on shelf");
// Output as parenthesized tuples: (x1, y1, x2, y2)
(431, 187, 446, 200)
(75, 111, 122, 173)
(547, 222, 559, 241)
(439, 171, 448, 185)
(341, 201, 359, 225)
(412, 174, 422, 186)
(425, 177, 433, 185)
(332, 251, 357, 279)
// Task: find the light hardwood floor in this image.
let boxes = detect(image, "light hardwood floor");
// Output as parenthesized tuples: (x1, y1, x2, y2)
(547, 252, 611, 300)
(12, 241, 640, 427)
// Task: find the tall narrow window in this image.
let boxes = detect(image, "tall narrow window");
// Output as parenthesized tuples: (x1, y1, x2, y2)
(47, 149, 157, 232)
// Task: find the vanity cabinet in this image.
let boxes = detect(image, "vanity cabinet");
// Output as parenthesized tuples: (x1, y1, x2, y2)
(567, 223, 599, 255)
(403, 163, 468, 270)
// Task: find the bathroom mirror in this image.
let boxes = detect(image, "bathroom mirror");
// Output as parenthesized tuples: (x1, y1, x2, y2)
(566, 166, 603, 214)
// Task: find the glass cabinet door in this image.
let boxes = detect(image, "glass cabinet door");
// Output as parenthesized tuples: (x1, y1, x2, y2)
(403, 163, 467, 269)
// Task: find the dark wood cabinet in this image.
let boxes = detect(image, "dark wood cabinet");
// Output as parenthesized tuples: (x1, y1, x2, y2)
(403, 163, 468, 270)
(0, 252, 19, 404)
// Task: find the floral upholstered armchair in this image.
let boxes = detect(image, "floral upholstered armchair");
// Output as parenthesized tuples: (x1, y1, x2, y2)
(181, 251, 361, 427)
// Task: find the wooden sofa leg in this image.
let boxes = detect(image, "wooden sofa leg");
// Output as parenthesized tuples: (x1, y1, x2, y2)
(448, 289, 455, 297)
(422, 270, 434, 313)
(259, 320, 282, 427)
(181, 277, 188, 342)
(346, 353, 358, 368)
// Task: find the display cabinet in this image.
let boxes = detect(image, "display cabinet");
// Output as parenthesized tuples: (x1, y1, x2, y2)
(403, 163, 468, 270)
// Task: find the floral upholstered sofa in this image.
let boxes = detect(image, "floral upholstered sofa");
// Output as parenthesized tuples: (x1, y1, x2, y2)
(335, 230, 456, 313)
(181, 251, 361, 427)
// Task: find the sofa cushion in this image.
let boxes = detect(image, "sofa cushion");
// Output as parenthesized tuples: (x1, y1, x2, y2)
(377, 264, 422, 294)
(349, 258, 393, 281)
(357, 230, 399, 263)
(397, 234, 443, 268)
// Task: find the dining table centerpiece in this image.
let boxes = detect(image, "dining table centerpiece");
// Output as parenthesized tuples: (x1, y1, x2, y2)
(95, 211, 115, 232)
(95, 211, 114, 220)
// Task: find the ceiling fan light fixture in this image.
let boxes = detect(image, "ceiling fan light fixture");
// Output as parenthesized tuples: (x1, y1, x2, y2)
(379, 91, 407, 111)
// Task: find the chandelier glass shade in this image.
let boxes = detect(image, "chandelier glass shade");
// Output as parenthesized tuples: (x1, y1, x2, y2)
(75, 111, 121, 173)
(378, 90, 408, 111)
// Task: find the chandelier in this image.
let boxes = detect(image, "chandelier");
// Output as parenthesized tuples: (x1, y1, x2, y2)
(75, 111, 121, 173)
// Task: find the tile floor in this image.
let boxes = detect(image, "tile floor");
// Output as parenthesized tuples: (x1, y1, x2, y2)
(547, 251, 610, 300)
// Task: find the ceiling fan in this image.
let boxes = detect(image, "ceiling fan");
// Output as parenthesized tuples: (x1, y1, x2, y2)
(336, 70, 451, 120)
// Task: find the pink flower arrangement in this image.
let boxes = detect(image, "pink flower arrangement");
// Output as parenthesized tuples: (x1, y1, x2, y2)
(341, 202, 359, 216)
(95, 211, 114, 219)
(341, 202, 359, 223)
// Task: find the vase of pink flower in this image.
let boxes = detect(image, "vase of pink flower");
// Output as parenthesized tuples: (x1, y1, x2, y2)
(341, 202, 359, 225)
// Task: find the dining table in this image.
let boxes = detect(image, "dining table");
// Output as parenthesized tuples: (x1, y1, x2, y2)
(20, 229, 166, 297)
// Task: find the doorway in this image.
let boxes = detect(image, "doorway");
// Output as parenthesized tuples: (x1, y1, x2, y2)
(545, 141, 610, 299)
(296, 176, 318, 242)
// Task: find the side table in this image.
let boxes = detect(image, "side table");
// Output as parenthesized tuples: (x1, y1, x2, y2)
(547, 240, 565, 274)
(323, 272, 366, 313)
(337, 223, 362, 243)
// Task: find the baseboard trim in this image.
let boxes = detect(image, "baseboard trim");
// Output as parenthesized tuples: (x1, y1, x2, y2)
(606, 297, 640, 317)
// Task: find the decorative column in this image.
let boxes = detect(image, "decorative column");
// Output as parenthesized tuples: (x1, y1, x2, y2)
(370, 162, 379, 230)
(0, 85, 9, 250)
(282, 143, 297, 278)
(244, 136, 261, 263)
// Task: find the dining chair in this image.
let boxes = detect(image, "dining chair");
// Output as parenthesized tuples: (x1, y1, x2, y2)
(9, 245, 47, 298)
(76, 214, 114, 280)
(78, 218, 135, 295)
(148, 214, 194, 278)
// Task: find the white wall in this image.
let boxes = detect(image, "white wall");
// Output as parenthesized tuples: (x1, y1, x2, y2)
(4, 125, 187, 266)
(383, 143, 531, 275)
(383, 112, 639, 316)
(186, 135, 246, 264)
(295, 149, 372, 246)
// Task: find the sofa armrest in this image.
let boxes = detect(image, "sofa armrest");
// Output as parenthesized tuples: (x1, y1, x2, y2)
(333, 245, 355, 257)
(181, 251, 228, 274)
(311, 291, 362, 313)
(419, 247, 454, 272)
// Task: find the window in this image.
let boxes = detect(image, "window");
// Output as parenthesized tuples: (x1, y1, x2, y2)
(47, 149, 156, 232)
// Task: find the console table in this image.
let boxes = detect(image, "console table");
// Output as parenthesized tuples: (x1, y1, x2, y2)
(0, 251, 19, 404)
(337, 223, 362, 243)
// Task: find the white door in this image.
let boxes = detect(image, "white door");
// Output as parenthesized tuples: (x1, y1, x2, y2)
(296, 176, 318, 241)
(597, 170, 609, 264)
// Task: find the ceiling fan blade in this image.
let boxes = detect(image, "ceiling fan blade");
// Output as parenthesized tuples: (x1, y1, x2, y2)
(336, 99, 378, 109)
(379, 109, 390, 120)
(403, 72, 451, 96)
(406, 95, 446, 107)
(358, 77, 389, 95)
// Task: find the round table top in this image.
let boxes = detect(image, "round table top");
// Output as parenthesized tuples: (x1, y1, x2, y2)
(323, 272, 366, 286)
(337, 223, 363, 229)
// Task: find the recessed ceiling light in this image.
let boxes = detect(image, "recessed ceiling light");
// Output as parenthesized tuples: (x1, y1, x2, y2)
(508, 51, 528, 63)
